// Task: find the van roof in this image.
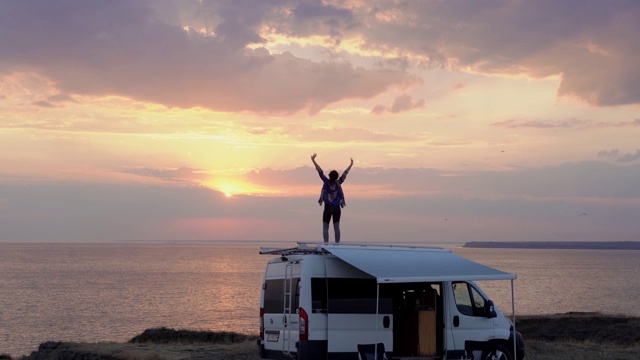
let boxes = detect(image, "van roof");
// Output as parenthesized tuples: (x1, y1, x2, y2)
(261, 242, 516, 283)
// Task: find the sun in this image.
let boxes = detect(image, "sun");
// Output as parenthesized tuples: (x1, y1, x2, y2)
(203, 178, 279, 198)
(204, 179, 256, 198)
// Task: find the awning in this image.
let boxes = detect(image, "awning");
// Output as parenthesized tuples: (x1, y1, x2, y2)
(321, 244, 516, 283)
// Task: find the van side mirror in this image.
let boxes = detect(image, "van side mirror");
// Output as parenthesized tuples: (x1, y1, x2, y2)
(485, 300, 497, 318)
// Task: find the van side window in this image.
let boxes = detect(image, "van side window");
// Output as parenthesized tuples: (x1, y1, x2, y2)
(315, 278, 391, 314)
(328, 278, 377, 314)
(264, 278, 300, 313)
(452, 282, 488, 317)
(469, 285, 487, 315)
(311, 278, 328, 313)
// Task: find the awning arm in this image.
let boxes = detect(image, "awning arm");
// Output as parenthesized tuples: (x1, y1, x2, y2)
(375, 283, 380, 360)
(511, 279, 516, 360)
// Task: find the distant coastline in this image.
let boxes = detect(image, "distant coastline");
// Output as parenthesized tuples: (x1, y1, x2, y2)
(463, 241, 640, 250)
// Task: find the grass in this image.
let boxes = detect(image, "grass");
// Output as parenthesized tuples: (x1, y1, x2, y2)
(524, 340, 640, 360)
(516, 312, 640, 345)
(10, 313, 640, 359)
(129, 327, 258, 345)
(516, 313, 640, 360)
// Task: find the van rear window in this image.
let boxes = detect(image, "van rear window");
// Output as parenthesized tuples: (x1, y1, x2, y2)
(312, 278, 392, 314)
(264, 278, 300, 313)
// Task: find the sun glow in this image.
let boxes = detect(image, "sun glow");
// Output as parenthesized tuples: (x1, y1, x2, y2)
(205, 178, 277, 197)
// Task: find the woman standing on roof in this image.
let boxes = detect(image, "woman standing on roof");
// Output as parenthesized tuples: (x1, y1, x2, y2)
(311, 153, 354, 243)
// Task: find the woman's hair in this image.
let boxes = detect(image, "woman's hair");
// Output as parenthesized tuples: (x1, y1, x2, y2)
(329, 170, 339, 182)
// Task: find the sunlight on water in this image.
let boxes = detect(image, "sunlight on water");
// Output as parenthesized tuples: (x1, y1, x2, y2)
(0, 242, 268, 357)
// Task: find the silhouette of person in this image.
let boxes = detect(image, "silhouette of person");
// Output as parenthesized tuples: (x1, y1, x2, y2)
(311, 153, 354, 243)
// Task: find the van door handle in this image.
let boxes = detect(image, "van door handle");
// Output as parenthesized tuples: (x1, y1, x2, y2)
(383, 316, 390, 328)
(283, 315, 287, 326)
(453, 316, 460, 327)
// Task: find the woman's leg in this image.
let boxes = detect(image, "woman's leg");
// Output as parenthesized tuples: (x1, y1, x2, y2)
(322, 205, 332, 243)
(333, 207, 342, 243)
(322, 222, 330, 243)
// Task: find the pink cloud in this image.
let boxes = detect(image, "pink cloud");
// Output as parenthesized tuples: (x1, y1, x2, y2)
(371, 94, 425, 114)
(491, 118, 591, 129)
(0, 2, 417, 115)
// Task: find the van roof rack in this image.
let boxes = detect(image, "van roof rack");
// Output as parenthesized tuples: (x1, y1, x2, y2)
(259, 243, 329, 255)
(259, 242, 445, 255)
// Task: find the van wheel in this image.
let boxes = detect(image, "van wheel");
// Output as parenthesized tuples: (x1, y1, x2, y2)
(483, 344, 512, 360)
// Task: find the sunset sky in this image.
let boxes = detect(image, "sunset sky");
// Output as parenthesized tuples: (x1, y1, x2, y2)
(1, 0, 639, 243)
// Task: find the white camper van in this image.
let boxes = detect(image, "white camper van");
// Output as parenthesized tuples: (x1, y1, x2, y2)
(258, 243, 524, 360)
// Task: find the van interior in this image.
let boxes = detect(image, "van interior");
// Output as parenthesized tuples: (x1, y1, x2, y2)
(311, 279, 444, 359)
(383, 283, 444, 359)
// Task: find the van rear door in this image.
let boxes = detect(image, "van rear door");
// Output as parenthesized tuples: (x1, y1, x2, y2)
(263, 262, 301, 356)
(282, 263, 300, 355)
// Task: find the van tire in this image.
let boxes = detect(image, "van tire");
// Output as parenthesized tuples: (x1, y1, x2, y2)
(483, 344, 512, 360)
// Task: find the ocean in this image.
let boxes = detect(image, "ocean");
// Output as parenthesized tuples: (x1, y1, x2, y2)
(1, 242, 638, 357)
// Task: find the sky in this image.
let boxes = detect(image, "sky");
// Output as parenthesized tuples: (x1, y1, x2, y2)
(1, 0, 639, 243)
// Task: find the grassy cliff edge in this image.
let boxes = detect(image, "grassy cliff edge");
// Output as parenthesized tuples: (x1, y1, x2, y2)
(4, 313, 639, 360)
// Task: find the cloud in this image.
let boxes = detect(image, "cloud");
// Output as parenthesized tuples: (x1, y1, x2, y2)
(0, 180, 316, 241)
(4, 1, 637, 114)
(3, 161, 639, 242)
(288, 2, 357, 40)
(47, 93, 78, 103)
(595, 148, 640, 163)
(371, 94, 425, 114)
(390, 94, 425, 113)
(0, 1, 417, 115)
(246, 161, 640, 200)
(618, 149, 640, 163)
(370, 104, 386, 114)
(347, 1, 640, 107)
(493, 117, 640, 130)
(120, 167, 208, 182)
(492, 118, 591, 129)
(32, 100, 54, 108)
(602, 118, 640, 128)
(298, 128, 422, 143)
(30, 93, 78, 109)
(597, 149, 620, 159)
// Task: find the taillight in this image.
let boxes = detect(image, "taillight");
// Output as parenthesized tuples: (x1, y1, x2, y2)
(259, 307, 264, 339)
(299, 307, 308, 341)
